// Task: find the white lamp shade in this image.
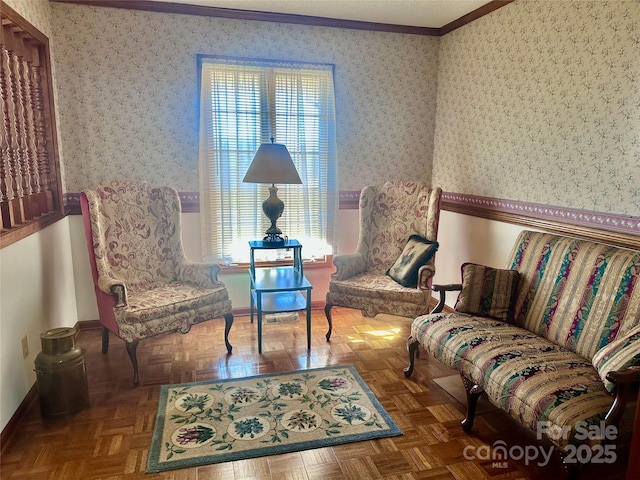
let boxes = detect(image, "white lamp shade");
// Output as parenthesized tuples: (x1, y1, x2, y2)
(243, 143, 302, 185)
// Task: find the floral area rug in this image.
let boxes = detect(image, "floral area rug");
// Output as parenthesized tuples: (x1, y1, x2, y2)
(146, 365, 402, 472)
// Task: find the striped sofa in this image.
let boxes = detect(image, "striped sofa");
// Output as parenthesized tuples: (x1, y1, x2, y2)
(405, 230, 640, 470)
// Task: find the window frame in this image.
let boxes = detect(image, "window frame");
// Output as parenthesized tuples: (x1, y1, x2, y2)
(197, 55, 337, 263)
(0, 1, 64, 249)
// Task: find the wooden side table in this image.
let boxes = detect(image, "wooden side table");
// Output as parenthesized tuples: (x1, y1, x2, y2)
(248, 240, 312, 354)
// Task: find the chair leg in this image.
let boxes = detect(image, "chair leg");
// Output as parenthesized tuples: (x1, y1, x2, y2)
(460, 374, 483, 432)
(101, 326, 110, 353)
(324, 302, 333, 341)
(125, 341, 140, 386)
(223, 312, 233, 354)
(404, 336, 420, 377)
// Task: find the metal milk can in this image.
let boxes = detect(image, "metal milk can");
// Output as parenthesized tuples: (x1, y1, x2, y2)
(34, 327, 89, 417)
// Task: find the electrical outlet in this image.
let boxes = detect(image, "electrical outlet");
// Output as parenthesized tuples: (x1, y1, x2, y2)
(21, 336, 29, 359)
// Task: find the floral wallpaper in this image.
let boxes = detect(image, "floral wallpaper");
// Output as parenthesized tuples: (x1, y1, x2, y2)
(48, 3, 439, 193)
(4, 0, 53, 38)
(433, 0, 640, 217)
(8, 0, 639, 220)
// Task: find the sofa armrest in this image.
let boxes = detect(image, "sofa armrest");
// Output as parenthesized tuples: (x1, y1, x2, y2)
(332, 253, 366, 280)
(177, 261, 222, 288)
(593, 325, 640, 393)
(604, 365, 640, 427)
(429, 283, 462, 313)
(606, 365, 640, 386)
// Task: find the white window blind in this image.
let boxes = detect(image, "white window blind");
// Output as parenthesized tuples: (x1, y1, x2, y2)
(198, 57, 338, 263)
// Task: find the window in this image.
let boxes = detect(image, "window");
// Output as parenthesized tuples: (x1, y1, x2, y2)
(0, 3, 63, 248)
(198, 56, 338, 263)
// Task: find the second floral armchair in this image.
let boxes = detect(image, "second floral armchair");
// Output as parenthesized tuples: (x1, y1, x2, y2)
(324, 182, 442, 340)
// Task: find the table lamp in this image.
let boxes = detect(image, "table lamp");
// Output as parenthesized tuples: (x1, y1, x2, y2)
(243, 138, 302, 243)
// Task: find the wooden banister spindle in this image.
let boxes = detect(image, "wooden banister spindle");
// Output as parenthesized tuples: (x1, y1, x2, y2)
(12, 51, 34, 221)
(21, 52, 43, 218)
(1, 47, 16, 228)
(29, 60, 52, 212)
(5, 49, 25, 226)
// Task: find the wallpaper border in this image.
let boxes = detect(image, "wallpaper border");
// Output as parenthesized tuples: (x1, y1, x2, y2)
(441, 192, 640, 250)
(336, 191, 640, 250)
(442, 192, 639, 234)
(64, 191, 640, 250)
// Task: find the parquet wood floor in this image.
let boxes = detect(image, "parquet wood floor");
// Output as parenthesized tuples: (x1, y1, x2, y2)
(0, 308, 629, 479)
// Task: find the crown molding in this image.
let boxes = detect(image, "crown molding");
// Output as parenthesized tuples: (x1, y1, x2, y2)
(440, 0, 514, 35)
(51, 0, 512, 36)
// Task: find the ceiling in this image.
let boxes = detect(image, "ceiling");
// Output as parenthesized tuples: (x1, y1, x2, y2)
(149, 0, 495, 29)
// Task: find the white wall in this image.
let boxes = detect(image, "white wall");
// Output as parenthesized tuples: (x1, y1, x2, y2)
(0, 219, 78, 431)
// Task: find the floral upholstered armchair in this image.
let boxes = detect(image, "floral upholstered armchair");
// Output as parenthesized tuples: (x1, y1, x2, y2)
(324, 182, 442, 340)
(80, 180, 233, 385)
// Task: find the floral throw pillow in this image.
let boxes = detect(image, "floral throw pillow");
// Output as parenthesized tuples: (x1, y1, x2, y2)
(386, 235, 439, 288)
(454, 263, 520, 322)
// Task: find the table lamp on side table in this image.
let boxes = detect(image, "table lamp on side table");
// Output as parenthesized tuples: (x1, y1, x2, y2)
(243, 137, 302, 243)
